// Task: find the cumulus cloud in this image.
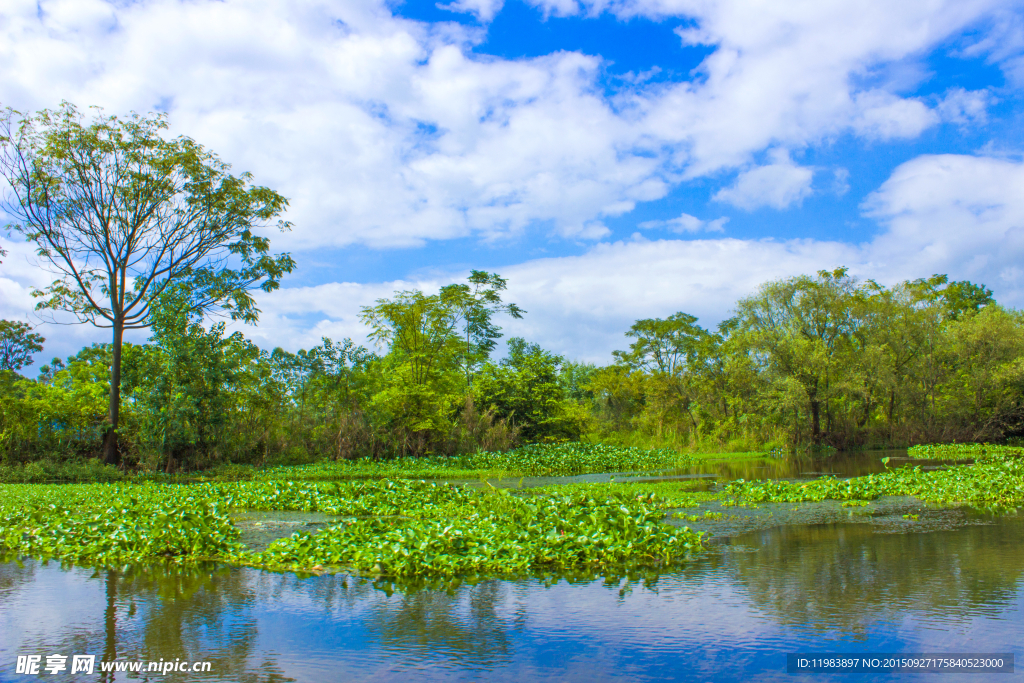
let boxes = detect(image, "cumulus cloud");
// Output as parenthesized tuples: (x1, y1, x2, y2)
(438, 0, 506, 22)
(8, 152, 1024, 366)
(1, 0, 661, 250)
(832, 168, 851, 197)
(633, 0, 1002, 175)
(935, 87, 992, 125)
(0, 0, 1009, 253)
(246, 152, 1024, 363)
(0, 238, 132, 366)
(862, 154, 1024, 298)
(713, 151, 814, 210)
(2, 0, 1022, 366)
(638, 213, 728, 233)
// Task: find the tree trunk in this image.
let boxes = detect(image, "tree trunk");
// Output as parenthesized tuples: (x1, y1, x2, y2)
(102, 322, 124, 466)
(101, 570, 118, 683)
(811, 398, 821, 444)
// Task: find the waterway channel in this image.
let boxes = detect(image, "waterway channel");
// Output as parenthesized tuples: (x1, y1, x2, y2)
(0, 451, 1020, 682)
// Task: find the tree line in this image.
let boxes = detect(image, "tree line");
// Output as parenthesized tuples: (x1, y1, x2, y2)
(2, 102, 1022, 471)
(588, 268, 1022, 451)
(2, 266, 1022, 470)
(0, 270, 581, 470)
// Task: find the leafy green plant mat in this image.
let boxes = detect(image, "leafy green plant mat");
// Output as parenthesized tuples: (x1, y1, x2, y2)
(253, 442, 695, 480)
(0, 443, 697, 483)
(907, 442, 1024, 460)
(3, 455, 1020, 582)
(721, 457, 1024, 513)
(0, 479, 702, 579)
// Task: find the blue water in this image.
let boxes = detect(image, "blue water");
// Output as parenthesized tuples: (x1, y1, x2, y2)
(1, 512, 1022, 682)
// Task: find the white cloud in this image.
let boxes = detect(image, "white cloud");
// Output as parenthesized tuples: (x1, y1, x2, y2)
(0, 0, 1009, 254)
(955, 7, 1024, 88)
(1, 1, 1022, 367)
(862, 153, 1024, 301)
(0, 238, 136, 368)
(713, 151, 814, 210)
(628, 0, 1002, 175)
(832, 168, 851, 197)
(848, 91, 937, 140)
(638, 213, 728, 233)
(249, 153, 1024, 363)
(437, 0, 506, 22)
(8, 153, 1024, 365)
(935, 87, 992, 125)
(1, 0, 660, 250)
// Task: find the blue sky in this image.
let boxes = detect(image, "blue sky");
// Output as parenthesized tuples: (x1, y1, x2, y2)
(3, 0, 1024, 365)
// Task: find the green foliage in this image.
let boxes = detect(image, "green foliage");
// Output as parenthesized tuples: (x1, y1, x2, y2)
(0, 458, 123, 483)
(251, 488, 701, 577)
(468, 442, 691, 476)
(3, 266, 1023, 470)
(0, 102, 295, 329)
(0, 478, 703, 578)
(130, 290, 260, 471)
(0, 483, 242, 564)
(585, 269, 1024, 451)
(474, 338, 587, 442)
(0, 320, 44, 371)
(246, 443, 692, 480)
(0, 345, 110, 463)
(0, 101, 295, 465)
(358, 272, 525, 455)
(720, 457, 1024, 512)
(906, 443, 1024, 459)
(613, 311, 717, 376)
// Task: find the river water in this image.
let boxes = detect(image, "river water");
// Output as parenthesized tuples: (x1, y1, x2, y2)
(1, 453, 1021, 682)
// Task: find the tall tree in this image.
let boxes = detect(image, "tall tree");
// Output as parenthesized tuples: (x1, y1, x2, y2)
(0, 102, 295, 464)
(449, 271, 525, 386)
(732, 267, 861, 444)
(0, 320, 45, 371)
(359, 272, 523, 452)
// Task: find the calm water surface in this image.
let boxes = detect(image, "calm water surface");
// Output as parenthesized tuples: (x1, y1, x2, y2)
(2, 509, 1022, 682)
(451, 449, 959, 490)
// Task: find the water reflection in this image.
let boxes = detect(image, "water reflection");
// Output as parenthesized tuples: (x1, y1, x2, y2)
(722, 517, 1024, 632)
(1, 513, 1022, 682)
(453, 449, 955, 490)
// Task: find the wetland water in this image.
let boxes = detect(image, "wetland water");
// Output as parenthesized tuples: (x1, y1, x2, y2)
(1, 452, 1021, 682)
(448, 449, 953, 491)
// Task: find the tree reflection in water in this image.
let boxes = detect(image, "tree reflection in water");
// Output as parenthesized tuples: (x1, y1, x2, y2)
(1, 514, 1022, 681)
(721, 516, 1024, 633)
(366, 580, 514, 666)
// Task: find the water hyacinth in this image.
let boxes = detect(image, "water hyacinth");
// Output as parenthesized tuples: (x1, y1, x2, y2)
(466, 443, 689, 476)
(0, 479, 703, 577)
(251, 442, 692, 482)
(907, 443, 1024, 460)
(720, 457, 1024, 512)
(0, 485, 242, 563)
(247, 491, 702, 576)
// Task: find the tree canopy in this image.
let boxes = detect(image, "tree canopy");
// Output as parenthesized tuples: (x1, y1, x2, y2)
(0, 321, 44, 371)
(0, 102, 295, 463)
